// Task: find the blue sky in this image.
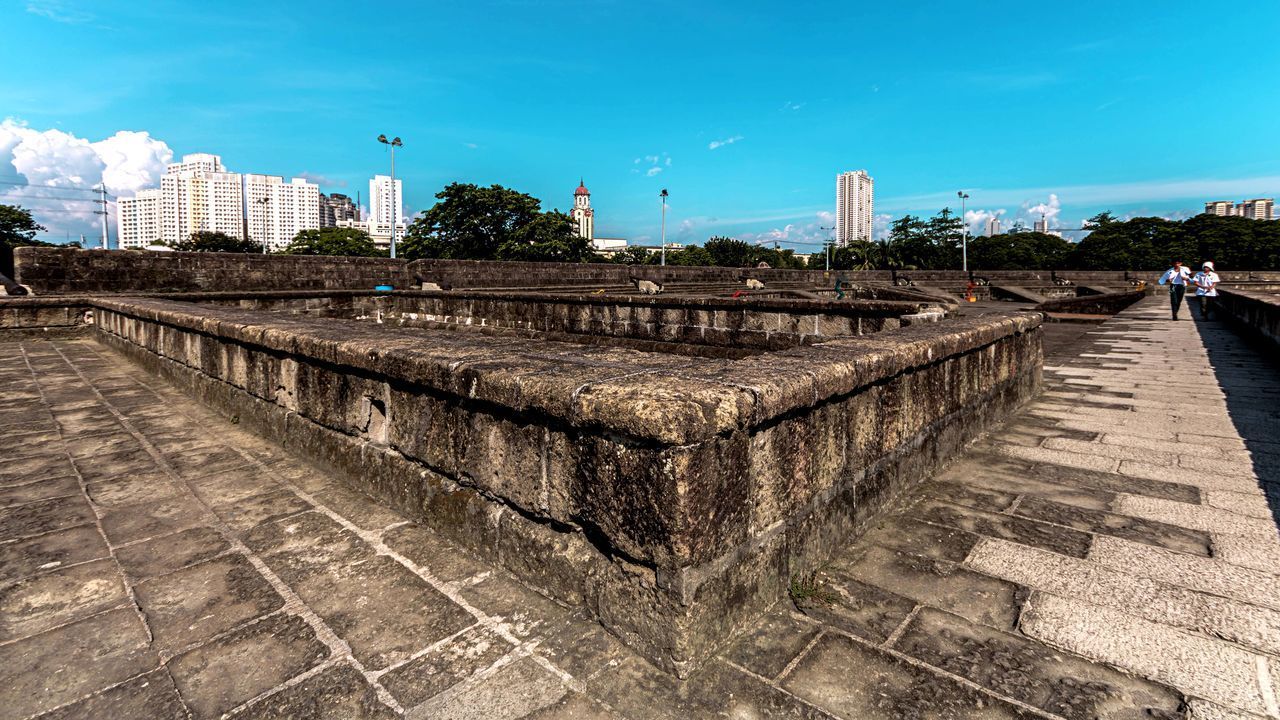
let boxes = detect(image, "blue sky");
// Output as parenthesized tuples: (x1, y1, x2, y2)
(3, 0, 1279, 250)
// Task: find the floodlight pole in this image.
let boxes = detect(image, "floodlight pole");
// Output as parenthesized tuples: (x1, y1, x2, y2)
(819, 225, 835, 271)
(659, 189, 668, 266)
(378, 134, 403, 258)
(957, 191, 970, 272)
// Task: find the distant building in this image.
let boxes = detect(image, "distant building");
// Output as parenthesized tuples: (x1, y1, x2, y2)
(1238, 198, 1275, 220)
(1033, 216, 1049, 234)
(334, 218, 407, 250)
(369, 175, 403, 227)
(319, 193, 359, 227)
(117, 153, 321, 251)
(835, 170, 874, 245)
(984, 216, 1001, 237)
(1204, 201, 1236, 216)
(571, 180, 594, 241)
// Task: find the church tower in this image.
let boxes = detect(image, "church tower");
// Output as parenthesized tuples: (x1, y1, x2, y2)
(572, 179, 594, 242)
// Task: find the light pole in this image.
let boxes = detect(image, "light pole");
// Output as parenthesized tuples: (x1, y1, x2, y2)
(818, 225, 835, 271)
(957, 191, 970, 272)
(377, 134, 403, 258)
(659, 188, 668, 266)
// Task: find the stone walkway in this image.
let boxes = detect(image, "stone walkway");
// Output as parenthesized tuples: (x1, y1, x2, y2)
(2, 295, 1278, 719)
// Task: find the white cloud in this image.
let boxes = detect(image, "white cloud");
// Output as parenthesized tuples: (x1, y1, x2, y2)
(708, 135, 744, 151)
(297, 171, 343, 187)
(780, 101, 805, 111)
(463, 142, 478, 150)
(1024, 193, 1062, 227)
(26, 0, 93, 24)
(0, 118, 173, 241)
(633, 152, 670, 176)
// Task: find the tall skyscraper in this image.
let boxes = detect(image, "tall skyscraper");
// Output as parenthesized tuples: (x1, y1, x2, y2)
(571, 180, 594, 241)
(319, 193, 359, 227)
(117, 153, 320, 251)
(985, 216, 1001, 237)
(1238, 198, 1275, 220)
(1204, 201, 1236, 216)
(835, 170, 874, 245)
(369, 175, 403, 226)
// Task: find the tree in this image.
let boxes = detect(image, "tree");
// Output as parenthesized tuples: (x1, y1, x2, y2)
(285, 227, 383, 257)
(172, 231, 264, 253)
(666, 245, 715, 266)
(0, 204, 51, 250)
(704, 236, 756, 267)
(611, 246, 655, 265)
(967, 232, 1073, 270)
(401, 182, 591, 262)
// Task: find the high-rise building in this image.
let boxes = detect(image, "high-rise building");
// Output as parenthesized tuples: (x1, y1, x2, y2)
(369, 175, 403, 227)
(117, 153, 320, 250)
(571, 180, 594, 241)
(117, 189, 162, 248)
(985, 216, 1001, 237)
(835, 170, 874, 245)
(1238, 198, 1275, 221)
(1204, 201, 1236, 216)
(319, 193, 359, 227)
(1033, 216, 1049, 234)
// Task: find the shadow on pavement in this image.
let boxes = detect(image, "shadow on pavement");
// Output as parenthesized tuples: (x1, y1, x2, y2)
(1192, 309, 1280, 537)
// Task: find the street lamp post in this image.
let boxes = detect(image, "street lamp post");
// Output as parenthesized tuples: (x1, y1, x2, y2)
(659, 189, 668, 266)
(377, 134, 403, 259)
(957, 191, 970, 273)
(818, 225, 835, 271)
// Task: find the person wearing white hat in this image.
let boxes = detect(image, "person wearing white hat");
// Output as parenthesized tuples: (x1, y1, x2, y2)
(1191, 261, 1220, 320)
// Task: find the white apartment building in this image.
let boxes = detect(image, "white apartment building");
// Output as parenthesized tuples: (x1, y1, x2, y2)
(1204, 200, 1235, 216)
(369, 175, 404, 227)
(334, 218, 407, 249)
(985, 216, 1001, 237)
(1033, 216, 1049, 234)
(117, 189, 162, 248)
(118, 153, 320, 250)
(835, 170, 874, 245)
(1239, 198, 1275, 221)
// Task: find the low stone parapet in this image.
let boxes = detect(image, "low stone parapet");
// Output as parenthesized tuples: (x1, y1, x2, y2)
(1216, 288, 1280, 350)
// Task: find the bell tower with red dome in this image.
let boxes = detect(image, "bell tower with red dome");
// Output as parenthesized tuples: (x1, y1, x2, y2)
(571, 179, 594, 241)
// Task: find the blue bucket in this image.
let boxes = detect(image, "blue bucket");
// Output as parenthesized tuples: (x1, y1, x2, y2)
(374, 285, 394, 292)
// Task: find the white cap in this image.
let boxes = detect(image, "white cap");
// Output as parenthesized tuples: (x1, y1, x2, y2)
(1203, 261, 1214, 270)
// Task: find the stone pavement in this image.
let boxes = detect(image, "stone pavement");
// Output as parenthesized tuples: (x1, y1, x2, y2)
(2, 295, 1278, 719)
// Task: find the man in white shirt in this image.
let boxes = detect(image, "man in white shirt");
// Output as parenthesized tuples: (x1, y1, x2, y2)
(1192, 261, 1220, 320)
(1157, 260, 1193, 320)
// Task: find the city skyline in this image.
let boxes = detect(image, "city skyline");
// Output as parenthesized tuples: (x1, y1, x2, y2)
(3, 1, 1279, 251)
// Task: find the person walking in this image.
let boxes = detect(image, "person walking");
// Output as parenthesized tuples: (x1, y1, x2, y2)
(1158, 260, 1192, 320)
(1192, 261, 1220, 320)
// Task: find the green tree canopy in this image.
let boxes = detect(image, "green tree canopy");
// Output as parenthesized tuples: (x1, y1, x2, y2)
(401, 183, 593, 262)
(285, 227, 384, 257)
(172, 231, 264, 253)
(0, 204, 51, 250)
(703, 236, 756, 267)
(967, 232, 1073, 270)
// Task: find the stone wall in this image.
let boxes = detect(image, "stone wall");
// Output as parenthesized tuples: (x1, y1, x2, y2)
(1035, 289, 1146, 316)
(0, 297, 94, 337)
(90, 294, 1041, 675)
(14, 247, 411, 294)
(1216, 288, 1280, 351)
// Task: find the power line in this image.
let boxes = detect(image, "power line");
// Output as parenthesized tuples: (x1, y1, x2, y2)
(0, 180, 116, 199)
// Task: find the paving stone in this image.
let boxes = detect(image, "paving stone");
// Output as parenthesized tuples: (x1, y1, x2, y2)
(859, 515, 982, 562)
(590, 655, 835, 720)
(1016, 495, 1213, 556)
(379, 625, 510, 707)
(831, 545, 1026, 631)
(406, 656, 568, 720)
(169, 612, 330, 720)
(997, 443, 1121, 473)
(969, 537, 1280, 656)
(1113, 495, 1277, 540)
(782, 632, 1035, 719)
(0, 474, 79, 508)
(460, 574, 570, 642)
(64, 431, 143, 459)
(245, 511, 375, 578)
(1088, 534, 1280, 610)
(75, 447, 161, 484)
(98, 492, 215, 544)
(84, 471, 183, 509)
(520, 691, 626, 719)
(115, 525, 233, 580)
(1117, 461, 1263, 493)
(231, 662, 397, 719)
(1205, 489, 1277, 520)
(1021, 592, 1271, 716)
(533, 608, 633, 681)
(212, 486, 313, 534)
(382, 522, 490, 584)
(1028, 461, 1201, 503)
(187, 465, 281, 507)
(918, 480, 1019, 513)
(0, 493, 96, 541)
(894, 607, 1184, 720)
(792, 569, 916, 644)
(312, 484, 406, 531)
(34, 669, 188, 720)
(0, 524, 108, 582)
(134, 553, 284, 654)
(0, 557, 129, 641)
(914, 497, 1092, 559)
(0, 607, 158, 719)
(1213, 533, 1280, 575)
(166, 445, 252, 481)
(719, 608, 822, 680)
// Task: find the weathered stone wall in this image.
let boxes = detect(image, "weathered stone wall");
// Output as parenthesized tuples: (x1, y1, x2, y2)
(1216, 288, 1280, 351)
(14, 247, 412, 294)
(0, 297, 94, 337)
(1036, 289, 1146, 316)
(188, 291, 943, 351)
(90, 294, 1040, 675)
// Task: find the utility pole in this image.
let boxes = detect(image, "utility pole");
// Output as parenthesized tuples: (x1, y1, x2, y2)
(957, 191, 970, 272)
(659, 189, 668, 266)
(377, 135, 403, 258)
(93, 184, 109, 249)
(818, 225, 835, 271)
